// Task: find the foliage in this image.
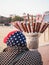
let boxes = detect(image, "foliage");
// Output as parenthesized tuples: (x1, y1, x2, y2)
(12, 16, 24, 22)
(0, 15, 24, 24)
(0, 16, 10, 24)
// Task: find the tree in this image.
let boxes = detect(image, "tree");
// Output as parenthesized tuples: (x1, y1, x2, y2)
(0, 16, 12, 25)
(8, 17, 12, 23)
(12, 16, 24, 22)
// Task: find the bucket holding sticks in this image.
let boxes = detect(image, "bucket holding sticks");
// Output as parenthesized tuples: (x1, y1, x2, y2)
(12, 21, 49, 49)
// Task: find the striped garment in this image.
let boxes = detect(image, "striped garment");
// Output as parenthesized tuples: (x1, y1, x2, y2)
(0, 46, 42, 65)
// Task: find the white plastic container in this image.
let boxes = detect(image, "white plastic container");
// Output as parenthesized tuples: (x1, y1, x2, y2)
(24, 32, 39, 49)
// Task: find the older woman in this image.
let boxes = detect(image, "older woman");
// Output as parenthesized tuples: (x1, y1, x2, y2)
(0, 30, 42, 65)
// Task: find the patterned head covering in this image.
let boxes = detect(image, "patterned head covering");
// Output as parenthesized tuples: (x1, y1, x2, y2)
(3, 30, 26, 47)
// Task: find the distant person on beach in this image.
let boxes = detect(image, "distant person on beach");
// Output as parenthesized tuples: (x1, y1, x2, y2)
(0, 30, 42, 65)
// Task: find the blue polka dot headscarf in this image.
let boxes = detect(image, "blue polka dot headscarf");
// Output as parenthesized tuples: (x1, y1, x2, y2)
(3, 30, 26, 47)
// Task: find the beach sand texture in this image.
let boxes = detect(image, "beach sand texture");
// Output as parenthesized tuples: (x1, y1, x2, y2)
(0, 25, 17, 52)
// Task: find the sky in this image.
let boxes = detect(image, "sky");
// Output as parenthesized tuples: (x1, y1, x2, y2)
(0, 0, 49, 17)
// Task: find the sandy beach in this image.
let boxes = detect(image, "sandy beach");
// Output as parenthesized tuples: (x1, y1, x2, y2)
(0, 25, 17, 52)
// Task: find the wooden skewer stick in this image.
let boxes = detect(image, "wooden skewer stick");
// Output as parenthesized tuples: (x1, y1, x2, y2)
(36, 22, 41, 33)
(15, 22, 22, 31)
(40, 23, 49, 33)
(32, 22, 36, 33)
(28, 22, 31, 32)
(21, 22, 27, 32)
(24, 23, 29, 33)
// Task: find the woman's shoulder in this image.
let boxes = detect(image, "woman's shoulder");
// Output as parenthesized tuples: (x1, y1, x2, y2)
(25, 49, 41, 57)
(15, 49, 43, 65)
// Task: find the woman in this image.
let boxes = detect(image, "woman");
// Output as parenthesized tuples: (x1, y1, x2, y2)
(0, 30, 42, 65)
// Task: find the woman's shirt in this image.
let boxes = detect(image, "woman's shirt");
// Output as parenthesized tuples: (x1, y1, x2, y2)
(0, 46, 42, 65)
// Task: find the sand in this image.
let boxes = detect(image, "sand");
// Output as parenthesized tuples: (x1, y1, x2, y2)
(0, 25, 17, 52)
